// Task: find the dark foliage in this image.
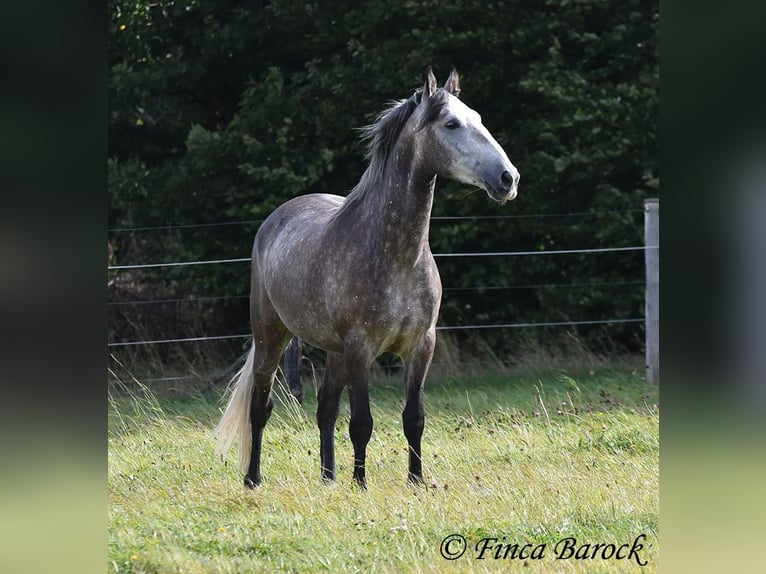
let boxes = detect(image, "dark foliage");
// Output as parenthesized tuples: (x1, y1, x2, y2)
(108, 0, 658, 355)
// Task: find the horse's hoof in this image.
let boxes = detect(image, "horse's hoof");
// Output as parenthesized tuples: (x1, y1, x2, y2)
(353, 474, 368, 491)
(408, 472, 425, 485)
(244, 475, 260, 489)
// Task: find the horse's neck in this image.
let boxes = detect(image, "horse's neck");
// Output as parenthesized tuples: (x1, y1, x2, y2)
(368, 143, 436, 262)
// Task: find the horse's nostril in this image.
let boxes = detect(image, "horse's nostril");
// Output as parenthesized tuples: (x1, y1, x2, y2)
(500, 170, 513, 189)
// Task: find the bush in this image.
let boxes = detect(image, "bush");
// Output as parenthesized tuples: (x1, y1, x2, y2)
(108, 0, 658, 354)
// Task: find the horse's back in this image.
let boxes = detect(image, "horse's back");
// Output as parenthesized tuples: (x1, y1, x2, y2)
(254, 193, 343, 259)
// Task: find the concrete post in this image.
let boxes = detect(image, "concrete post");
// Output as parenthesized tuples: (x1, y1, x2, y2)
(644, 198, 659, 384)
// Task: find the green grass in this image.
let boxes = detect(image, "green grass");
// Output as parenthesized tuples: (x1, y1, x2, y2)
(108, 361, 658, 573)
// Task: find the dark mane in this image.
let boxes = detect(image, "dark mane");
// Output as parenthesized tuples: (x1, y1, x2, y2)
(361, 93, 418, 165)
(338, 88, 450, 213)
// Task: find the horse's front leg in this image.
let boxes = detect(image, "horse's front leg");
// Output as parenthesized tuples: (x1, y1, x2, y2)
(402, 329, 436, 484)
(345, 343, 374, 489)
(317, 352, 345, 481)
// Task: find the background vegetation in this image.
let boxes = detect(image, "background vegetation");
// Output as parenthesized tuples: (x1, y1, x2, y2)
(107, 0, 659, 361)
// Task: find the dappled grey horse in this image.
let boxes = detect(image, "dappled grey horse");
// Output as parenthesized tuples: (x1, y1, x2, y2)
(215, 68, 519, 488)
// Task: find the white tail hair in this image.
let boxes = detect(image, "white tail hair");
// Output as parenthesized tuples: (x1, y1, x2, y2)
(214, 342, 256, 473)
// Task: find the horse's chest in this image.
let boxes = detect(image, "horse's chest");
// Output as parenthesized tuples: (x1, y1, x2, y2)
(322, 254, 441, 352)
(385, 278, 437, 317)
(376, 263, 441, 324)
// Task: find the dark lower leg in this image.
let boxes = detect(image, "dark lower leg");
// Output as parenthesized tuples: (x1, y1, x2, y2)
(317, 354, 345, 481)
(245, 382, 274, 488)
(402, 390, 425, 483)
(245, 294, 290, 488)
(244, 427, 265, 488)
(348, 385, 373, 488)
(402, 330, 434, 484)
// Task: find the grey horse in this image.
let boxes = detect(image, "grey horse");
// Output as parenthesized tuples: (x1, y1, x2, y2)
(215, 67, 519, 488)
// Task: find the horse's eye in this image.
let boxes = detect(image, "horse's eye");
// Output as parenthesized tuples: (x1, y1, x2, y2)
(444, 119, 460, 129)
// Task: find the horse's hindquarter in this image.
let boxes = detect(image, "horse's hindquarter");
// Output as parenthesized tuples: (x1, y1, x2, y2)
(253, 194, 347, 351)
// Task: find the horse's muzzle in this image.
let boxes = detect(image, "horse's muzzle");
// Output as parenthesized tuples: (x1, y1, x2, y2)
(485, 168, 519, 202)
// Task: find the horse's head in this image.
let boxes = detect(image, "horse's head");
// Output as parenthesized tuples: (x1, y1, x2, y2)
(414, 67, 519, 203)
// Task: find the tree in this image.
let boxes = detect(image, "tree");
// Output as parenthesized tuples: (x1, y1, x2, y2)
(108, 0, 658, 355)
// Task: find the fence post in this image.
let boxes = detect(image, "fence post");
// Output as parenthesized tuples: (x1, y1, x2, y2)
(283, 336, 303, 403)
(644, 198, 659, 384)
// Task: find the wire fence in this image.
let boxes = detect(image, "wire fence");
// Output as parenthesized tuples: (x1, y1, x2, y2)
(116, 351, 644, 387)
(107, 245, 651, 271)
(107, 318, 645, 348)
(107, 280, 646, 308)
(107, 209, 643, 234)
(108, 228, 653, 348)
(108, 209, 653, 348)
(107, 200, 659, 392)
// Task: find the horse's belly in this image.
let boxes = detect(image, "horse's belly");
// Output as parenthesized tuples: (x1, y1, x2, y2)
(273, 296, 346, 353)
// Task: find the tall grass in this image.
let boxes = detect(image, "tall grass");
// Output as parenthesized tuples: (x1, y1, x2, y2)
(109, 353, 658, 573)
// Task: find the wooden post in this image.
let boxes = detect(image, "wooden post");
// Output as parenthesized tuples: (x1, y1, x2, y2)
(283, 336, 303, 403)
(644, 199, 659, 384)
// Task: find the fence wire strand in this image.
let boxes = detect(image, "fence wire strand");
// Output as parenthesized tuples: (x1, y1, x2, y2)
(107, 209, 643, 234)
(107, 318, 643, 348)
(108, 245, 655, 271)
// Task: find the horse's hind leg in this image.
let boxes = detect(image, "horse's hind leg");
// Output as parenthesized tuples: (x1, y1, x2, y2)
(245, 307, 291, 488)
(317, 352, 345, 481)
(402, 329, 436, 484)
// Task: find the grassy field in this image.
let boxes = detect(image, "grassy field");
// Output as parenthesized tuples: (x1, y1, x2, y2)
(108, 358, 658, 573)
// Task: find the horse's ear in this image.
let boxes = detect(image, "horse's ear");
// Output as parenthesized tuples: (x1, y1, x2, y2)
(444, 67, 461, 97)
(423, 66, 437, 100)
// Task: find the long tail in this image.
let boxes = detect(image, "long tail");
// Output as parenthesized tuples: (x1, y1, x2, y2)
(214, 342, 256, 473)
